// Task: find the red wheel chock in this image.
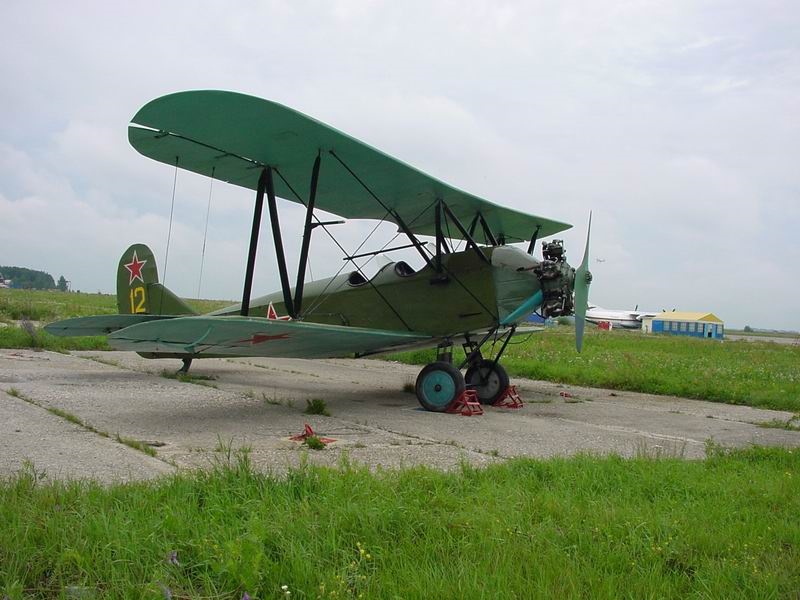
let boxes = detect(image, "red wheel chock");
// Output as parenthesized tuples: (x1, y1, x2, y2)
(289, 423, 336, 444)
(493, 385, 524, 409)
(447, 389, 484, 416)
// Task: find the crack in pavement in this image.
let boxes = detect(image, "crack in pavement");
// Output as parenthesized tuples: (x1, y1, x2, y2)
(2, 385, 175, 467)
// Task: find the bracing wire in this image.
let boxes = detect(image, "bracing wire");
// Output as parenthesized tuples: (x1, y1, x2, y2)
(359, 197, 438, 271)
(160, 157, 179, 314)
(300, 210, 391, 316)
(197, 167, 215, 299)
(302, 197, 439, 316)
(273, 166, 412, 329)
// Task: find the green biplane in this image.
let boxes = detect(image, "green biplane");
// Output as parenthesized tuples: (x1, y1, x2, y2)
(46, 91, 592, 412)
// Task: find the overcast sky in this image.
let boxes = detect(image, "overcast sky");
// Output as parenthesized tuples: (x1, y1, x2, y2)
(2, 1, 799, 330)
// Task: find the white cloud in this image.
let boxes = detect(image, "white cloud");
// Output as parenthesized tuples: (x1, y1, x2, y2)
(702, 78, 751, 94)
(1, 1, 799, 330)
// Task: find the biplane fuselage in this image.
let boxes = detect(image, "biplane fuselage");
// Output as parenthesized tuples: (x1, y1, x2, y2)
(213, 246, 547, 340)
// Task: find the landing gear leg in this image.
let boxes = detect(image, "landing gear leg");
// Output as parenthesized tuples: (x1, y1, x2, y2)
(462, 336, 482, 369)
(461, 326, 516, 404)
(436, 340, 453, 364)
(178, 357, 193, 374)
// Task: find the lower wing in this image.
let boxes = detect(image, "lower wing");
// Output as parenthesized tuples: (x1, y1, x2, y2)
(107, 316, 433, 358)
(44, 314, 176, 336)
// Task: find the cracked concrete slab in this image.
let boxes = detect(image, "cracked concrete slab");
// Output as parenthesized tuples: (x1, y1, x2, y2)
(1, 349, 798, 482)
(0, 362, 174, 482)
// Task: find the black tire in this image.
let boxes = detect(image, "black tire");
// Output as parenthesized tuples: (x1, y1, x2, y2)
(465, 359, 510, 404)
(415, 361, 466, 412)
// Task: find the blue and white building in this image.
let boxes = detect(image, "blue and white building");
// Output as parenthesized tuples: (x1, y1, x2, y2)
(641, 312, 724, 340)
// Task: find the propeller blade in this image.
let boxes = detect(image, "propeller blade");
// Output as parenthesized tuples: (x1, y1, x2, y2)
(574, 212, 592, 352)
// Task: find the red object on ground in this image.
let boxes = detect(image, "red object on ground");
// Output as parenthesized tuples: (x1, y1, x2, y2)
(493, 385, 524, 408)
(598, 321, 612, 331)
(447, 389, 484, 416)
(559, 391, 574, 399)
(289, 423, 336, 444)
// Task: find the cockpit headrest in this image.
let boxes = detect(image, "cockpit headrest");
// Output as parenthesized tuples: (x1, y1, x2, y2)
(347, 271, 367, 286)
(394, 261, 416, 277)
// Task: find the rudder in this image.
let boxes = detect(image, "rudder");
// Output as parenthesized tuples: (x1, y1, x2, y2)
(117, 244, 195, 316)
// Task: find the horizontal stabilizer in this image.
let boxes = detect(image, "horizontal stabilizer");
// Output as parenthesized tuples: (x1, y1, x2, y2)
(108, 316, 431, 358)
(44, 314, 176, 337)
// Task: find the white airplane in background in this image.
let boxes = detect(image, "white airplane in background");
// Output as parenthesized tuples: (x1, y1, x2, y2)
(585, 305, 660, 329)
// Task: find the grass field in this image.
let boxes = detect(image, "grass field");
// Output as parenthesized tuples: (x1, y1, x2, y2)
(1, 447, 798, 599)
(0, 289, 230, 353)
(0, 288, 229, 322)
(389, 327, 800, 412)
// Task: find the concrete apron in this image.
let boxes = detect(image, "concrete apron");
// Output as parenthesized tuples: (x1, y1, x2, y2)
(1, 349, 798, 483)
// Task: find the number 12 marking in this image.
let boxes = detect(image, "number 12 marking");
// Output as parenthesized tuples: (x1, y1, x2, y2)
(129, 286, 147, 313)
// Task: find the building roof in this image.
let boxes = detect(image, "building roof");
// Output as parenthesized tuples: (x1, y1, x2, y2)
(648, 312, 723, 323)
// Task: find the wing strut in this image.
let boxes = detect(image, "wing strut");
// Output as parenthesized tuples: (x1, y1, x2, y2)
(527, 225, 541, 256)
(393, 215, 436, 271)
(468, 214, 480, 238)
(265, 167, 296, 318)
(434, 200, 445, 275)
(477, 212, 499, 246)
(442, 203, 488, 264)
(294, 154, 321, 316)
(241, 168, 267, 316)
(273, 163, 415, 331)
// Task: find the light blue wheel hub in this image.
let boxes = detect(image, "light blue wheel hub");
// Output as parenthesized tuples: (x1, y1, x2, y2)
(420, 370, 456, 408)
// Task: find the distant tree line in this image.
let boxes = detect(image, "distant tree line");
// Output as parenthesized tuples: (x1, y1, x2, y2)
(0, 266, 58, 290)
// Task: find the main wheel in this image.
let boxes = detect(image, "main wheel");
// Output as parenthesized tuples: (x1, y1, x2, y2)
(465, 359, 510, 404)
(415, 361, 466, 412)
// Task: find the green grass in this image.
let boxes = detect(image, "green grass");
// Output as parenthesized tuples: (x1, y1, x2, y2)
(113, 434, 157, 458)
(758, 416, 800, 432)
(0, 288, 230, 352)
(44, 406, 87, 428)
(304, 435, 326, 450)
(160, 369, 219, 388)
(262, 392, 295, 408)
(1, 447, 798, 598)
(304, 398, 331, 416)
(0, 325, 111, 352)
(0, 289, 118, 321)
(0, 288, 230, 322)
(388, 327, 800, 412)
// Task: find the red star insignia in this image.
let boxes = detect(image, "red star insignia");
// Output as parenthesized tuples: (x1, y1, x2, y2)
(234, 332, 290, 345)
(266, 302, 292, 321)
(124, 251, 147, 285)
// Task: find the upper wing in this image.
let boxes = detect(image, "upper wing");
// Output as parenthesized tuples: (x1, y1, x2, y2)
(129, 90, 571, 243)
(108, 315, 432, 358)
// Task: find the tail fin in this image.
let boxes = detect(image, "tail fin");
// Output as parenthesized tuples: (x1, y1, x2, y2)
(117, 244, 196, 316)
